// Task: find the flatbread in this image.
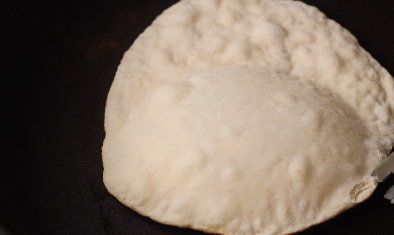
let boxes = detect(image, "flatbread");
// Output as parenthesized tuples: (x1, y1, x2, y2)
(102, 0, 394, 234)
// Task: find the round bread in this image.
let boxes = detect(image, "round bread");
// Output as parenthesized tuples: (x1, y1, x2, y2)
(102, 0, 394, 234)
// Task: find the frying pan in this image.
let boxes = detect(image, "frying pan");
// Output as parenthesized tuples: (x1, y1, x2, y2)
(2, 0, 393, 234)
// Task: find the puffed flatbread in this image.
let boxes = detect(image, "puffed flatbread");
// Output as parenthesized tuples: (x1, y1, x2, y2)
(102, 0, 394, 234)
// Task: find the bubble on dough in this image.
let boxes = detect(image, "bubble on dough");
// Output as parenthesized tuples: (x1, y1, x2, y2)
(104, 66, 381, 235)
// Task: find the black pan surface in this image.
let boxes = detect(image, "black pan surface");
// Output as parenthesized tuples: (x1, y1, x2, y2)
(2, 0, 394, 234)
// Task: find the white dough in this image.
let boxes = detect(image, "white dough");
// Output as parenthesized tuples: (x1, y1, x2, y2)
(102, 0, 394, 234)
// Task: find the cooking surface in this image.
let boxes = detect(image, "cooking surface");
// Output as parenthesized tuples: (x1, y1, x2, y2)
(2, 0, 394, 234)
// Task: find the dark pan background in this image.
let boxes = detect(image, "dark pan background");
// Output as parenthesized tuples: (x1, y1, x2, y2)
(2, 0, 394, 234)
